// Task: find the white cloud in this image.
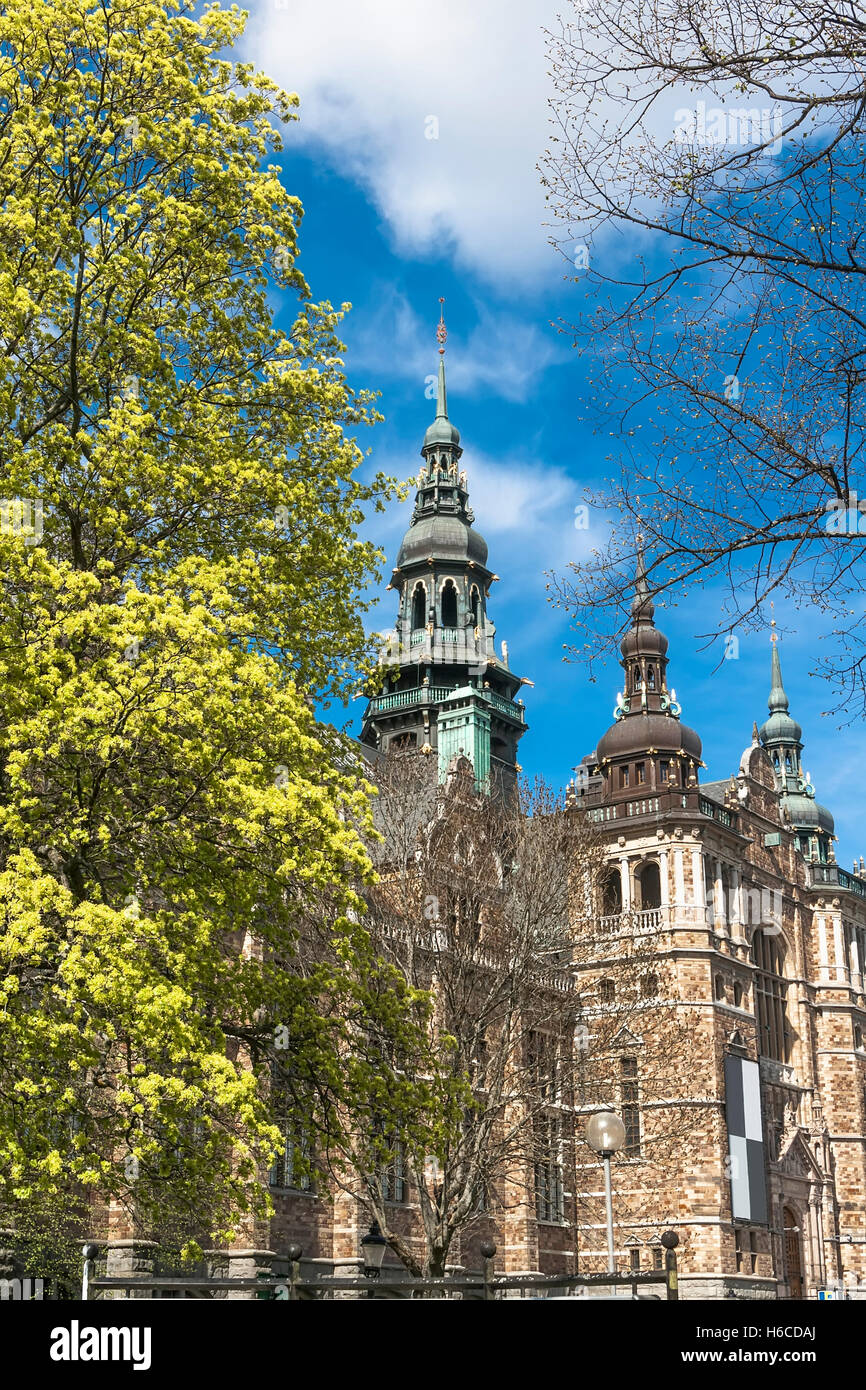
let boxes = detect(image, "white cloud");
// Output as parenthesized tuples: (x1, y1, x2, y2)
(345, 288, 565, 403)
(245, 0, 561, 284)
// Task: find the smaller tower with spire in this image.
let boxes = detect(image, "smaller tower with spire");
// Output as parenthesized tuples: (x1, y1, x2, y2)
(581, 541, 703, 804)
(759, 627, 834, 862)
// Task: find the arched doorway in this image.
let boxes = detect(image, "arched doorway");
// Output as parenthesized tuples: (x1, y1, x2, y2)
(783, 1206, 803, 1299)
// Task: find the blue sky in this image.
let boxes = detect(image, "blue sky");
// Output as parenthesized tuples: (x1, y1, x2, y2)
(241, 0, 866, 869)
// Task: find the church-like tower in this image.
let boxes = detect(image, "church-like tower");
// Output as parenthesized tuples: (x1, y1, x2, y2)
(576, 543, 703, 808)
(759, 633, 835, 864)
(360, 307, 528, 791)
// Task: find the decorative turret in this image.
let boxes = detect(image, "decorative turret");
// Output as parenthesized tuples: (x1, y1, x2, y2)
(590, 541, 702, 802)
(759, 628, 834, 859)
(360, 302, 528, 794)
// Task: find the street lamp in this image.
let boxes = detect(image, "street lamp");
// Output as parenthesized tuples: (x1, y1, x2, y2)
(361, 1221, 387, 1284)
(585, 1111, 626, 1275)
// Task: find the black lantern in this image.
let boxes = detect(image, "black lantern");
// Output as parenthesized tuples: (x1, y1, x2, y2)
(361, 1220, 387, 1280)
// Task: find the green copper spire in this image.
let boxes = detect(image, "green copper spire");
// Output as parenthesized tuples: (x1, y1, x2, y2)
(758, 628, 835, 850)
(423, 298, 460, 451)
(768, 635, 789, 714)
(760, 628, 802, 748)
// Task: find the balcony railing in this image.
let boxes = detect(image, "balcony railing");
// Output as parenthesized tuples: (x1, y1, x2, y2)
(699, 796, 737, 830)
(808, 863, 866, 898)
(370, 686, 451, 712)
(581, 908, 665, 937)
(368, 685, 525, 723)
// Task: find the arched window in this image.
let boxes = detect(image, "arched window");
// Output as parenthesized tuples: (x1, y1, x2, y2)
(441, 580, 458, 628)
(855, 1024, 863, 1051)
(411, 584, 426, 630)
(601, 869, 622, 916)
(469, 586, 481, 627)
(641, 972, 658, 998)
(647, 665, 656, 689)
(734, 981, 744, 1008)
(635, 861, 661, 910)
(715, 975, 726, 1002)
(633, 664, 642, 691)
(785, 752, 793, 772)
(751, 929, 791, 1062)
(599, 978, 616, 1004)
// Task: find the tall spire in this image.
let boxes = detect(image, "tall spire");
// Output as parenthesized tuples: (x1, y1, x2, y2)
(758, 627, 835, 850)
(768, 621, 788, 714)
(630, 535, 656, 626)
(435, 297, 448, 420)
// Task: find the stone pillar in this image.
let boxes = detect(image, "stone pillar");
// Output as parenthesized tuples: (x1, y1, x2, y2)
(690, 848, 705, 922)
(833, 917, 846, 983)
(713, 858, 727, 937)
(729, 867, 743, 939)
(620, 858, 631, 911)
(104, 1240, 158, 1300)
(673, 849, 685, 909)
(224, 1248, 277, 1301)
(817, 914, 830, 982)
(659, 849, 670, 907)
(850, 928, 861, 990)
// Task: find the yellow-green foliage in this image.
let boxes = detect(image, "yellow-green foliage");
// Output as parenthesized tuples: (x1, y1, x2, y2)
(0, 0, 437, 1258)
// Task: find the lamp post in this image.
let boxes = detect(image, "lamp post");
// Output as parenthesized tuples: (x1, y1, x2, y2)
(585, 1111, 626, 1275)
(361, 1220, 387, 1295)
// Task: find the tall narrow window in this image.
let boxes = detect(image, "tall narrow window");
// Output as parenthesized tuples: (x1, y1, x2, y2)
(269, 1121, 313, 1191)
(534, 1116, 564, 1223)
(621, 1057, 641, 1156)
(440, 580, 458, 627)
(411, 584, 426, 630)
(751, 929, 790, 1062)
(635, 762, 646, 785)
(647, 665, 656, 689)
(527, 1030, 558, 1101)
(380, 1137, 407, 1203)
(469, 586, 481, 627)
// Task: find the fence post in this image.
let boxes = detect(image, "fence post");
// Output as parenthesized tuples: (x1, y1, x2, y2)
(661, 1230, 679, 1301)
(480, 1241, 496, 1301)
(288, 1244, 302, 1301)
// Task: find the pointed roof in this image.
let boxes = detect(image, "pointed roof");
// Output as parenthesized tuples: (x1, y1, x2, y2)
(757, 633, 834, 838)
(596, 540, 702, 765)
(423, 302, 460, 450)
(395, 302, 487, 568)
(759, 632, 802, 747)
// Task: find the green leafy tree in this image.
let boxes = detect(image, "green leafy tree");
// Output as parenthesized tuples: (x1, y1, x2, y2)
(0, 0, 430, 1263)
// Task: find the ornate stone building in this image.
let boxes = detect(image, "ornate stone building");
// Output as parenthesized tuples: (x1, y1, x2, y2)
(223, 335, 866, 1299)
(569, 554, 866, 1298)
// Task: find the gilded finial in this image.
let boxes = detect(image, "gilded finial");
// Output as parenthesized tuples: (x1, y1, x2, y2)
(436, 297, 447, 356)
